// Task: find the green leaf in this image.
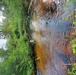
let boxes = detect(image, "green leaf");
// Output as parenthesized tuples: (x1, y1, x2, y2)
(73, 21, 76, 25)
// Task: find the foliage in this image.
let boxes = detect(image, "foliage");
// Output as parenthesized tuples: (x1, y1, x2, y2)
(0, 0, 34, 75)
(70, 14, 76, 54)
(68, 66, 76, 75)
(67, 14, 76, 75)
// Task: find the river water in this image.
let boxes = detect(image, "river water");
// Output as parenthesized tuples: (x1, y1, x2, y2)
(30, 0, 76, 75)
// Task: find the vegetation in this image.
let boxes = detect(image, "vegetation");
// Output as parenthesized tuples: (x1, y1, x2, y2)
(68, 66, 76, 75)
(67, 14, 76, 75)
(0, 0, 34, 75)
(71, 14, 76, 54)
